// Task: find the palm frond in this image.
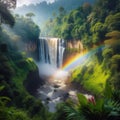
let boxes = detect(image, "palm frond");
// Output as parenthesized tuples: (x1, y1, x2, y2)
(64, 106, 85, 120)
(0, 85, 5, 91)
(0, 96, 11, 107)
(112, 90, 120, 103)
(104, 100, 120, 117)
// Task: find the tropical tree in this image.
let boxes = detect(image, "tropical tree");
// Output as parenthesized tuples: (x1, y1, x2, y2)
(0, 0, 16, 26)
(59, 6, 66, 17)
(105, 13, 120, 31)
(26, 12, 35, 19)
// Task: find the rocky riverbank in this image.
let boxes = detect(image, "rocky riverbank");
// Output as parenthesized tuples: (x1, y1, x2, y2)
(37, 69, 91, 112)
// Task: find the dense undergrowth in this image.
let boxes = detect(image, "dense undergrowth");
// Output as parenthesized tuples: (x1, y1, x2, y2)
(0, 50, 52, 120)
(71, 52, 110, 95)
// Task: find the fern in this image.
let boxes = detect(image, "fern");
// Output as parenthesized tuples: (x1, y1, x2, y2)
(64, 92, 120, 120)
(64, 106, 86, 120)
(0, 85, 5, 91)
(104, 100, 120, 117)
(112, 90, 120, 103)
(0, 85, 11, 106)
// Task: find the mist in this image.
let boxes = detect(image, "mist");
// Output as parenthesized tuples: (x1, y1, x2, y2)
(17, 0, 56, 7)
(37, 63, 70, 81)
(37, 63, 57, 77)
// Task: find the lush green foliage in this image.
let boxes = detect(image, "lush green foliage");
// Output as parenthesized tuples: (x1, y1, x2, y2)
(0, 2, 52, 120)
(61, 0, 120, 120)
(43, 0, 120, 48)
(0, 44, 50, 119)
(13, 15, 40, 43)
(0, 0, 120, 120)
(63, 93, 120, 120)
(1, 14, 40, 60)
(71, 60, 110, 95)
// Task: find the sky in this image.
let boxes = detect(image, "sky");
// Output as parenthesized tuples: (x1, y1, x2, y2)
(17, 0, 56, 7)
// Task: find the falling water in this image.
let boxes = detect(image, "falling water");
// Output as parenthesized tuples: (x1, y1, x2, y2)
(39, 38, 65, 68)
(38, 37, 68, 112)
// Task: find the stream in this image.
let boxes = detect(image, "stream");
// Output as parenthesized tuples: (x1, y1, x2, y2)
(36, 63, 91, 112)
(37, 68, 79, 112)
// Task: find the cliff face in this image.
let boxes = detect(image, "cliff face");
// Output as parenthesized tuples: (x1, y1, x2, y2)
(63, 40, 84, 64)
(24, 40, 40, 61)
(66, 40, 83, 51)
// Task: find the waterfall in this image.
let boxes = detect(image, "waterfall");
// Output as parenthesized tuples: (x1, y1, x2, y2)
(39, 39, 50, 63)
(39, 38, 65, 68)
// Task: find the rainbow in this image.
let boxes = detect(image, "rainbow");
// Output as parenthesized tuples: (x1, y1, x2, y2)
(62, 45, 105, 71)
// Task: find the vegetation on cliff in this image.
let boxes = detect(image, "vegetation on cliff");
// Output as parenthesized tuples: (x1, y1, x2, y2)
(43, 0, 120, 47)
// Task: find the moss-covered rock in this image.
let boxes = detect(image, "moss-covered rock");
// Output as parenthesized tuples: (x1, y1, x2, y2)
(24, 68, 44, 95)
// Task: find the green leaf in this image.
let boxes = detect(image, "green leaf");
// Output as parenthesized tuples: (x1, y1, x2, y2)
(77, 93, 88, 106)
(0, 96, 11, 106)
(64, 106, 85, 120)
(104, 82, 112, 99)
(0, 85, 5, 91)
